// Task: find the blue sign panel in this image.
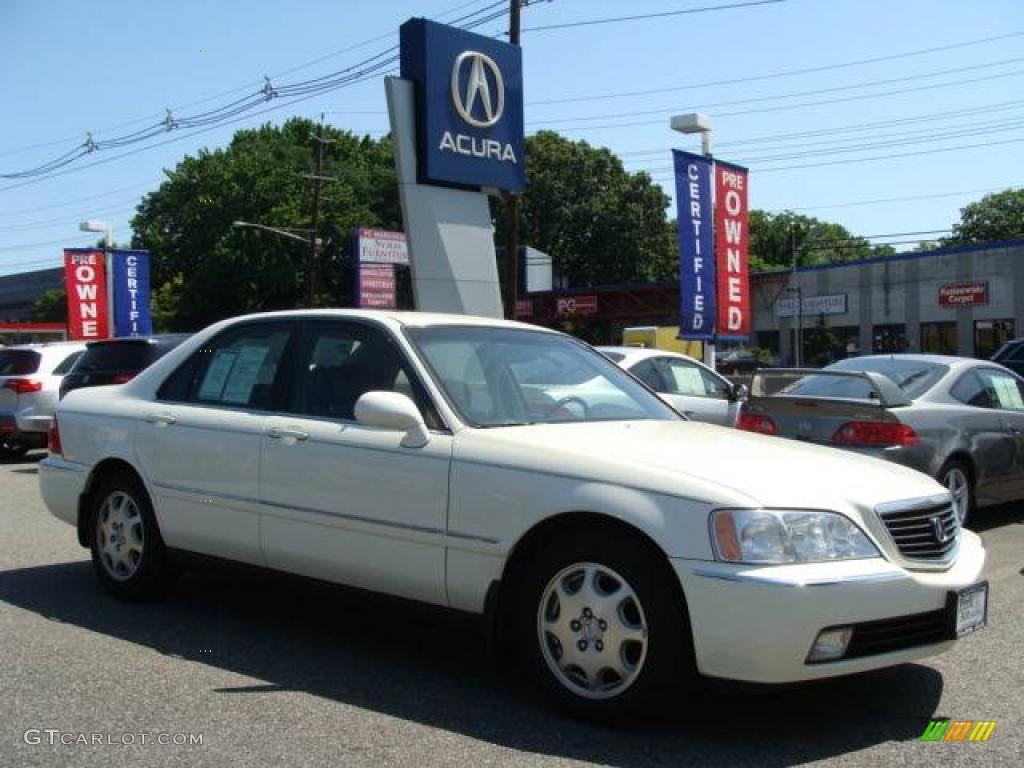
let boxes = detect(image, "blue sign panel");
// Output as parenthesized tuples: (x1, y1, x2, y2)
(111, 250, 152, 337)
(673, 150, 715, 340)
(400, 18, 525, 193)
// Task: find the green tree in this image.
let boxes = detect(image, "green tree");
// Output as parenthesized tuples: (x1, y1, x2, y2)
(495, 131, 675, 286)
(947, 188, 1024, 244)
(748, 210, 888, 272)
(131, 118, 400, 330)
(32, 288, 67, 323)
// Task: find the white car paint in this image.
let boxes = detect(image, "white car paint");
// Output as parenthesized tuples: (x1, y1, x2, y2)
(39, 310, 985, 686)
(0, 342, 85, 436)
(599, 346, 741, 426)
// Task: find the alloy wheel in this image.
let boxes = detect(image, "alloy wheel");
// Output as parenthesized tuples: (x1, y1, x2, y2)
(536, 562, 648, 700)
(943, 466, 970, 524)
(96, 491, 145, 581)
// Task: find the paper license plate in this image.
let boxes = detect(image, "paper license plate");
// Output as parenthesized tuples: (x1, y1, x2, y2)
(953, 582, 988, 637)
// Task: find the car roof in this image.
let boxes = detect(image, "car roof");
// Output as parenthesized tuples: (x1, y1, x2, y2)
(218, 308, 557, 333)
(831, 353, 977, 369)
(597, 345, 701, 365)
(85, 333, 191, 347)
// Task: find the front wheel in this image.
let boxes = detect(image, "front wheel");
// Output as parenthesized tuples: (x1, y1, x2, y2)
(89, 471, 175, 599)
(517, 529, 697, 721)
(939, 460, 973, 526)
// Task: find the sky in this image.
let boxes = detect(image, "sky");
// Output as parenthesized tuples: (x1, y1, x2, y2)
(1, 0, 1022, 277)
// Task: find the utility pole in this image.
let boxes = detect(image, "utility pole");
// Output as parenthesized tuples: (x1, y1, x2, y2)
(305, 113, 334, 308)
(791, 225, 803, 367)
(504, 0, 522, 319)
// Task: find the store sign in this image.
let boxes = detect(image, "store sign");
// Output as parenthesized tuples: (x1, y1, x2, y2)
(111, 250, 152, 337)
(714, 161, 750, 340)
(357, 228, 409, 265)
(556, 295, 597, 316)
(63, 249, 109, 340)
(673, 150, 715, 341)
(515, 299, 533, 317)
(357, 263, 397, 309)
(400, 18, 525, 193)
(939, 282, 988, 307)
(777, 293, 848, 318)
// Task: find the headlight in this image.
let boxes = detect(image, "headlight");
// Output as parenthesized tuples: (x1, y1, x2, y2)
(711, 509, 879, 564)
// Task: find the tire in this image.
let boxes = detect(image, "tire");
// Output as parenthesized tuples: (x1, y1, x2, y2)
(938, 459, 973, 526)
(0, 443, 29, 461)
(88, 470, 176, 599)
(515, 528, 698, 722)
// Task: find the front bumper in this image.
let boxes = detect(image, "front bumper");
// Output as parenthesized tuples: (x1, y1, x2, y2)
(672, 529, 986, 683)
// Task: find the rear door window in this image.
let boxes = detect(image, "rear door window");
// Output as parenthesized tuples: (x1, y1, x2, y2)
(76, 343, 156, 372)
(0, 350, 41, 375)
(52, 350, 84, 375)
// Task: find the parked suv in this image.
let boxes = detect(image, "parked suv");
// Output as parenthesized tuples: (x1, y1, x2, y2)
(0, 342, 85, 458)
(990, 338, 1024, 377)
(59, 334, 190, 400)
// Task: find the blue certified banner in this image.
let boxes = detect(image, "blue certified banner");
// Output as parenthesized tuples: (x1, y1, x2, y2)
(400, 18, 525, 193)
(111, 250, 152, 337)
(673, 150, 715, 340)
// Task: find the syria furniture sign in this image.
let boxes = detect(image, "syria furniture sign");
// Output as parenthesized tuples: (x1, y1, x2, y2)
(399, 18, 525, 192)
(63, 249, 109, 340)
(357, 228, 409, 265)
(939, 282, 989, 307)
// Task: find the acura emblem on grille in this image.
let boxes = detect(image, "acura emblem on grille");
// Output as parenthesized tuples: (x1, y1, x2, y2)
(931, 516, 951, 544)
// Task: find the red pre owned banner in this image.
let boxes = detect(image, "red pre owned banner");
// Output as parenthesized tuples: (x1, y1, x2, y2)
(63, 249, 110, 340)
(714, 162, 750, 339)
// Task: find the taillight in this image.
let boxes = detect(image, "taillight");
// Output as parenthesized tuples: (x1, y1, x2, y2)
(111, 372, 136, 385)
(737, 411, 777, 435)
(4, 378, 43, 394)
(832, 421, 919, 447)
(48, 418, 63, 455)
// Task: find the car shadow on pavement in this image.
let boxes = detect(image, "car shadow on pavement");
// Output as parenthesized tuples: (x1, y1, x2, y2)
(969, 503, 1024, 532)
(0, 559, 945, 767)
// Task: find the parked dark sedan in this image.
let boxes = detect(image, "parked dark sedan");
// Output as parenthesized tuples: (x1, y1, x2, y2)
(739, 354, 1024, 525)
(59, 334, 190, 400)
(990, 337, 1024, 377)
(715, 349, 765, 376)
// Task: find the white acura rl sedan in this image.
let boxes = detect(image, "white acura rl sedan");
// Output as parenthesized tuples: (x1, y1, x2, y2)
(39, 310, 987, 719)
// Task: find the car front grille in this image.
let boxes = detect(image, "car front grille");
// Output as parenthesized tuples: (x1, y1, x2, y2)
(843, 609, 950, 659)
(878, 500, 959, 562)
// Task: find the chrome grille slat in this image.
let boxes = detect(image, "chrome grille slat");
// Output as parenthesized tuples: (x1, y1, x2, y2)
(878, 499, 959, 563)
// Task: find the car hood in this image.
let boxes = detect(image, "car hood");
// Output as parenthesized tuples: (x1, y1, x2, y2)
(454, 419, 945, 512)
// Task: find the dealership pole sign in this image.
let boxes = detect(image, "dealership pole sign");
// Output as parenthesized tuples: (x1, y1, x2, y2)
(63, 248, 152, 340)
(399, 18, 525, 193)
(354, 228, 407, 309)
(673, 152, 750, 341)
(63, 249, 109, 340)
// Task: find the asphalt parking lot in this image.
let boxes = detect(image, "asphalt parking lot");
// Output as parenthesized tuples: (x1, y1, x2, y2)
(2, 453, 1021, 767)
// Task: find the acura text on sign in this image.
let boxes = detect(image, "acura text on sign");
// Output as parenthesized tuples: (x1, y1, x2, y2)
(714, 161, 750, 339)
(63, 249, 109, 340)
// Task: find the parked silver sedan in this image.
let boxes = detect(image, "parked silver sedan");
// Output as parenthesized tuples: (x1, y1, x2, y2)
(740, 354, 1024, 525)
(599, 346, 745, 426)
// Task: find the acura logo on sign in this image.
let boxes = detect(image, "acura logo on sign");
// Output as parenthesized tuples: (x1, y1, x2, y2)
(451, 51, 504, 127)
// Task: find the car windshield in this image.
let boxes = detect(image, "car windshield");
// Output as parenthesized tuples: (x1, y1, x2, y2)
(784, 358, 948, 400)
(406, 326, 679, 427)
(0, 349, 41, 376)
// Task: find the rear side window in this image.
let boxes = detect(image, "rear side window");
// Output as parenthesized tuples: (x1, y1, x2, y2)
(953, 368, 1024, 411)
(52, 350, 84, 375)
(0, 350, 41, 375)
(76, 342, 158, 372)
(159, 323, 293, 410)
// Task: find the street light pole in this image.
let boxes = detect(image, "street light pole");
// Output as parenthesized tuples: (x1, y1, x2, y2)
(670, 112, 715, 369)
(79, 219, 114, 337)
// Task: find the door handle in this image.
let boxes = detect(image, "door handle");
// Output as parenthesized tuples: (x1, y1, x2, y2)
(267, 426, 309, 442)
(145, 412, 177, 426)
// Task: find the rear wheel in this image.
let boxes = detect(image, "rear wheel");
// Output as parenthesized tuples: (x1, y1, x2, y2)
(516, 528, 697, 721)
(0, 440, 29, 460)
(939, 460, 973, 525)
(89, 470, 175, 599)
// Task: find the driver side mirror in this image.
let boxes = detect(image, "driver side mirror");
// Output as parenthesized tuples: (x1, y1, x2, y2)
(354, 391, 430, 448)
(729, 383, 749, 402)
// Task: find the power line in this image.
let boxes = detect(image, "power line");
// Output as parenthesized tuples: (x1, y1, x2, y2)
(527, 30, 1024, 106)
(783, 187, 1015, 212)
(536, 56, 1024, 127)
(519, 0, 784, 33)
